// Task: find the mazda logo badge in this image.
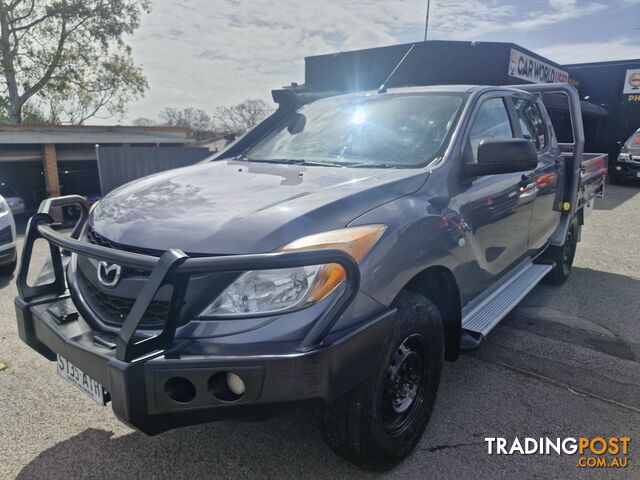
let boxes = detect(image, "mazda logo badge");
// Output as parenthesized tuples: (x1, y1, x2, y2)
(97, 261, 122, 288)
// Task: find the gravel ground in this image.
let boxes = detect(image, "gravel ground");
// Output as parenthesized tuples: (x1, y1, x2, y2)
(1, 184, 639, 479)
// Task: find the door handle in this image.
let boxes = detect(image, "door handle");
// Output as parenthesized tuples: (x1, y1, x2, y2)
(519, 174, 535, 191)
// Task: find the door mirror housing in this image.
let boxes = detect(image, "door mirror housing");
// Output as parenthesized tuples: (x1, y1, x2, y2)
(465, 138, 538, 177)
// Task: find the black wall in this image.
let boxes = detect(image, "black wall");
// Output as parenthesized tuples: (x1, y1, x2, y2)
(566, 60, 640, 159)
(96, 146, 211, 195)
(304, 40, 564, 92)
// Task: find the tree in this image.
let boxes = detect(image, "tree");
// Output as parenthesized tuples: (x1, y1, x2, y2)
(131, 116, 156, 127)
(0, 101, 47, 123)
(158, 107, 213, 134)
(214, 99, 271, 135)
(0, 0, 151, 124)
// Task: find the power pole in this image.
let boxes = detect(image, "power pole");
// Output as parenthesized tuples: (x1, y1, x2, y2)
(424, 0, 431, 41)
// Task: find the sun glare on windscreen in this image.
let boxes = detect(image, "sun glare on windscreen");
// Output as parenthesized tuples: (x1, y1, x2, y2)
(350, 108, 367, 125)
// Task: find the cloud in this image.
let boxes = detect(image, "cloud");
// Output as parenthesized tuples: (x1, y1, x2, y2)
(104, 0, 639, 125)
(537, 37, 640, 64)
(510, 0, 606, 31)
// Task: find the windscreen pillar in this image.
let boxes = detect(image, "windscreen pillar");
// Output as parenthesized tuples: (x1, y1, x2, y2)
(42, 143, 62, 221)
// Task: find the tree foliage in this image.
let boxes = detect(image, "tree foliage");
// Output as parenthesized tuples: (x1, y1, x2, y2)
(214, 99, 271, 135)
(158, 107, 212, 135)
(0, 0, 151, 124)
(132, 100, 273, 140)
(131, 116, 154, 127)
(0, 100, 46, 123)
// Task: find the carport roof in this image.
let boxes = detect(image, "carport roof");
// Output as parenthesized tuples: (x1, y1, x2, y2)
(0, 125, 193, 144)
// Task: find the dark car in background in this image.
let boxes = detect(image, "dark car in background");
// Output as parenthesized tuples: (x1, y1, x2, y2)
(59, 168, 102, 222)
(611, 128, 640, 183)
(0, 182, 26, 217)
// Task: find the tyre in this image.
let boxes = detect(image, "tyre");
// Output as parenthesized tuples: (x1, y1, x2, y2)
(0, 258, 16, 276)
(542, 218, 579, 285)
(319, 291, 444, 471)
(608, 171, 623, 185)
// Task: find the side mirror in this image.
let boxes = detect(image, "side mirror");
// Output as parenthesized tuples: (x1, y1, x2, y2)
(465, 138, 538, 177)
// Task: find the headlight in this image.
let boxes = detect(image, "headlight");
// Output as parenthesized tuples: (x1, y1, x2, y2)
(0, 199, 8, 217)
(618, 152, 631, 162)
(199, 224, 386, 318)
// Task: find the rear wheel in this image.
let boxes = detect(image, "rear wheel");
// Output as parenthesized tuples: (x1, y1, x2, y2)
(319, 291, 444, 471)
(542, 218, 579, 285)
(609, 171, 623, 185)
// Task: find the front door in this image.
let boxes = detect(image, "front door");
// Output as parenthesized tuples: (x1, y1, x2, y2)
(457, 95, 536, 295)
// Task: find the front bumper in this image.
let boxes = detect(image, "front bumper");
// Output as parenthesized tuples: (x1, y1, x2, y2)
(15, 195, 391, 435)
(613, 162, 640, 179)
(16, 295, 394, 435)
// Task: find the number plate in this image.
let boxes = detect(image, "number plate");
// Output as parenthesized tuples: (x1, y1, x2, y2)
(57, 355, 107, 406)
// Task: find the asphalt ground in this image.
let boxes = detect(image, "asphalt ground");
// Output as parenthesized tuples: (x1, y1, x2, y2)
(1, 183, 639, 479)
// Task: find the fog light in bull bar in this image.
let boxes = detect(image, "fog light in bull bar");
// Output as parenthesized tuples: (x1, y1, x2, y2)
(227, 372, 246, 396)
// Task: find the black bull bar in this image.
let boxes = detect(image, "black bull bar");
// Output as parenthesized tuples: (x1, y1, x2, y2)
(17, 195, 361, 362)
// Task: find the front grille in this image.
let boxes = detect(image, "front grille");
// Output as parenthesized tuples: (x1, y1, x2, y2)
(83, 277, 170, 328)
(86, 225, 163, 257)
(80, 226, 172, 328)
(85, 225, 159, 276)
(86, 225, 112, 248)
(0, 225, 12, 245)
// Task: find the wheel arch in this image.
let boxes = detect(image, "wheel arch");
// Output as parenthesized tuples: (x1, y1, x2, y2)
(402, 265, 461, 361)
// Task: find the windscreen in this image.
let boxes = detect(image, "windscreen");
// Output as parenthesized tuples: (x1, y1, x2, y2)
(244, 93, 464, 168)
(625, 131, 640, 147)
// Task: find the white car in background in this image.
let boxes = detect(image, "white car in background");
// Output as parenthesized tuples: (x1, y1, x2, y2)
(0, 195, 17, 275)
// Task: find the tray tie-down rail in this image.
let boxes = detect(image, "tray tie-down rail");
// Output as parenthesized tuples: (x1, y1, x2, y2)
(17, 195, 360, 362)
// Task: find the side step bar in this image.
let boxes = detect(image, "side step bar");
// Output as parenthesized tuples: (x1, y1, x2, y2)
(462, 261, 553, 337)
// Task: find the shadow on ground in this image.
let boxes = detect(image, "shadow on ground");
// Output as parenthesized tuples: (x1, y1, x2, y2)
(595, 180, 639, 211)
(15, 411, 369, 480)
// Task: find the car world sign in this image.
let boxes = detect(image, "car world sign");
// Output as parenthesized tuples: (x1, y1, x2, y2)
(508, 48, 569, 84)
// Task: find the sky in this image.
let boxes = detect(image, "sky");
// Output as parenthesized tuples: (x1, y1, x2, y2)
(112, 0, 640, 124)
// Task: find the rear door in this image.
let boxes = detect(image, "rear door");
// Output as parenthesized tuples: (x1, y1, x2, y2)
(512, 95, 562, 251)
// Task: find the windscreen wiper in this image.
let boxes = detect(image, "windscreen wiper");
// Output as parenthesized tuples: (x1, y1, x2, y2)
(237, 156, 401, 169)
(240, 157, 343, 167)
(346, 162, 401, 169)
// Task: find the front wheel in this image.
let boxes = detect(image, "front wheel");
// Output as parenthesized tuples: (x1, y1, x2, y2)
(542, 218, 579, 285)
(319, 291, 444, 471)
(0, 258, 16, 276)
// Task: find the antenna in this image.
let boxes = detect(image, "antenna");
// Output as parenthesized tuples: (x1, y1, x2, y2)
(378, 43, 416, 94)
(424, 0, 431, 41)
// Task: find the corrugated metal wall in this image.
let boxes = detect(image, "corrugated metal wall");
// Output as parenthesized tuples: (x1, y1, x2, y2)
(96, 146, 211, 194)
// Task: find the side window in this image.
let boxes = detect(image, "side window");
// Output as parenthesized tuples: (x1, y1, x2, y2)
(514, 98, 547, 150)
(467, 97, 514, 162)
